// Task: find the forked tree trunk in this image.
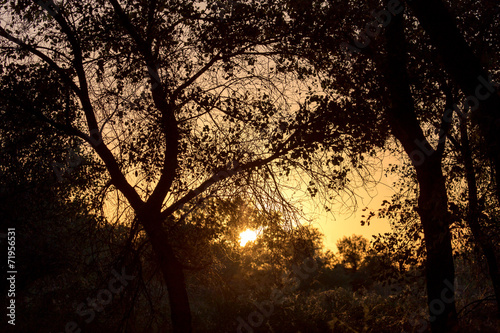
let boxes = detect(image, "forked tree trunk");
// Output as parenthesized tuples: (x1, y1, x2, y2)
(404, 0, 500, 321)
(379, 11, 458, 332)
(139, 210, 192, 333)
(404, 0, 500, 204)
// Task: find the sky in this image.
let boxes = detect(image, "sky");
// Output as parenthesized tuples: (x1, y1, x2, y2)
(315, 175, 396, 252)
(298, 151, 400, 252)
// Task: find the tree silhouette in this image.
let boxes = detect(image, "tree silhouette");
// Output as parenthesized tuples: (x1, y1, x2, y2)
(336, 235, 369, 273)
(259, 0, 500, 331)
(0, 1, 366, 330)
(2, 1, 498, 331)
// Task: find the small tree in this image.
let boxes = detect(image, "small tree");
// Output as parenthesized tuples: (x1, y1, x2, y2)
(336, 235, 369, 273)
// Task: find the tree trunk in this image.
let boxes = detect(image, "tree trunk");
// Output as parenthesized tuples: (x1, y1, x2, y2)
(378, 11, 458, 332)
(404, 0, 500, 203)
(139, 210, 192, 333)
(459, 118, 500, 314)
(415, 157, 458, 332)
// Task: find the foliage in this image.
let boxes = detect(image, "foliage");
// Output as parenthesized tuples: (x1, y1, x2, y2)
(336, 235, 369, 273)
(1, 0, 499, 331)
(0, 72, 138, 332)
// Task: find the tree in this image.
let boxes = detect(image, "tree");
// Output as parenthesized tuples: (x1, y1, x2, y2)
(336, 235, 368, 273)
(402, 0, 500, 316)
(360, 0, 500, 319)
(403, 0, 500, 202)
(0, 1, 369, 330)
(378, 12, 458, 331)
(259, 0, 497, 331)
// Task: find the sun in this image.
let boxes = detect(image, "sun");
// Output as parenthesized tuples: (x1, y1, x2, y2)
(239, 229, 258, 247)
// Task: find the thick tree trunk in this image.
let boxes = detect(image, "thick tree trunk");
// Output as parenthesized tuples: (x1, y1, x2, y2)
(139, 210, 192, 333)
(404, 0, 500, 203)
(378, 11, 458, 332)
(459, 119, 500, 314)
(415, 157, 458, 332)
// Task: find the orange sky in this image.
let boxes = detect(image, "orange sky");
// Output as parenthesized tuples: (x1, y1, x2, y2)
(300, 152, 400, 252)
(314, 177, 396, 252)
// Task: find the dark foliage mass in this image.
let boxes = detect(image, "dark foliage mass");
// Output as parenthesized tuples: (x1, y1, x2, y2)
(0, 0, 499, 332)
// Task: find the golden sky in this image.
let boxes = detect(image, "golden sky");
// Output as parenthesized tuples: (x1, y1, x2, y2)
(314, 178, 395, 252)
(303, 152, 400, 252)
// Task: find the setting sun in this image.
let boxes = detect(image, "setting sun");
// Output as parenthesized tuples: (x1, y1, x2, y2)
(239, 229, 258, 247)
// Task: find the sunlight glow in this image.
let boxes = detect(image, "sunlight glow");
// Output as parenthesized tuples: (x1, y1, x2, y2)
(239, 229, 258, 247)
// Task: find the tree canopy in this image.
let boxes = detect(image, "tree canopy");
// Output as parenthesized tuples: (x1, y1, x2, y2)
(1, 0, 499, 332)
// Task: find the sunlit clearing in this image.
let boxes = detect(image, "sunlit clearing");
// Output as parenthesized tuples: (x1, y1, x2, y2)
(239, 229, 258, 247)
